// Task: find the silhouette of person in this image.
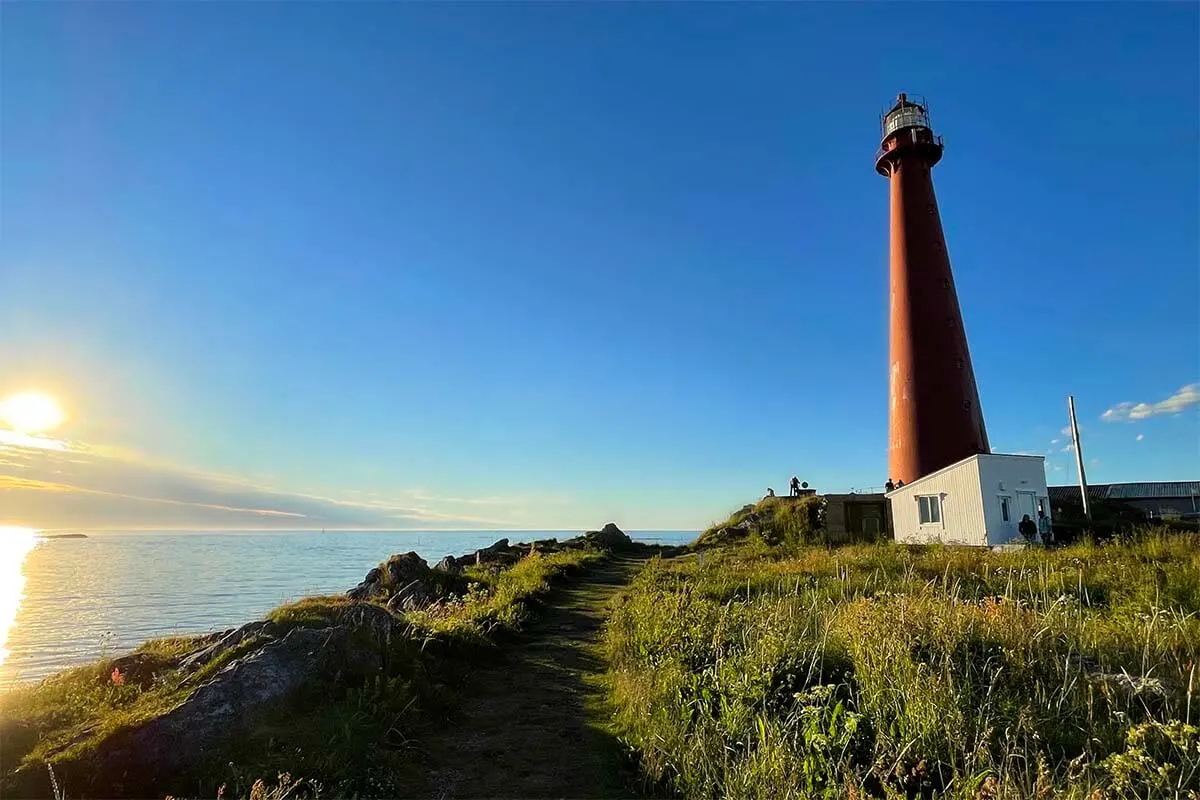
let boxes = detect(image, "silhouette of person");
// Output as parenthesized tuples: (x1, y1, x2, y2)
(885, 478, 896, 492)
(766, 488, 775, 497)
(1019, 514, 1038, 542)
(790, 476, 801, 496)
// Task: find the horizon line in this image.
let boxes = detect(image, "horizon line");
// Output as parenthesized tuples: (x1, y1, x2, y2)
(17, 526, 701, 534)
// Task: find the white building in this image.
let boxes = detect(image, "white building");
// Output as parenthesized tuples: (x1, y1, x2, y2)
(887, 454, 1050, 546)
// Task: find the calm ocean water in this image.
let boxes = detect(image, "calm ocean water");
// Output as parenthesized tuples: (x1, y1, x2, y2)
(0, 529, 695, 687)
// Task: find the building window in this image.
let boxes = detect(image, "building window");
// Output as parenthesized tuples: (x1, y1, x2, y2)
(1000, 496, 1011, 522)
(918, 495, 941, 525)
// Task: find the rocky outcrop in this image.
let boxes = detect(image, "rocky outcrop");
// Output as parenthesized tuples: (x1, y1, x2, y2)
(348, 552, 431, 600)
(584, 523, 633, 550)
(66, 604, 406, 796)
(422, 528, 634, 578)
(179, 620, 280, 671)
(431, 538, 524, 573)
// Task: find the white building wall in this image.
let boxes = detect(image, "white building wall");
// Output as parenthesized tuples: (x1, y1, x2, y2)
(975, 455, 1050, 546)
(888, 457, 987, 545)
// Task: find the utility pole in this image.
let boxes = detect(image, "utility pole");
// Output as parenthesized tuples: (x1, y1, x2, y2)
(1067, 395, 1091, 522)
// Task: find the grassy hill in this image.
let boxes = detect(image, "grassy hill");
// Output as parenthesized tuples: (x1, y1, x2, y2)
(603, 523, 1199, 799)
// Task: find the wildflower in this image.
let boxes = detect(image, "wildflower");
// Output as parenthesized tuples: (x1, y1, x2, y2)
(110, 667, 125, 686)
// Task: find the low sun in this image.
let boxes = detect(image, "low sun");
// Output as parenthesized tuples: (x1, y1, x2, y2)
(0, 392, 66, 435)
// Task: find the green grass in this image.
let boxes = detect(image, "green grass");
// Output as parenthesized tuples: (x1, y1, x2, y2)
(0, 632, 270, 773)
(406, 547, 605, 639)
(1, 545, 606, 797)
(696, 496, 824, 549)
(603, 530, 1200, 799)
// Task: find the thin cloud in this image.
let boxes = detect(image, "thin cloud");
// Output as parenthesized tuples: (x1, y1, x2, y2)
(1136, 433, 1145, 442)
(0, 436, 529, 530)
(1101, 383, 1200, 422)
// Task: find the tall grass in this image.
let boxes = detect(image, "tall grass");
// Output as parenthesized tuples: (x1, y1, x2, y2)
(604, 531, 1200, 799)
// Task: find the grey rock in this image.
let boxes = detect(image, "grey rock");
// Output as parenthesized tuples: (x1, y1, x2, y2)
(179, 620, 279, 671)
(435, 555, 459, 573)
(384, 552, 429, 586)
(347, 580, 376, 600)
(86, 626, 350, 794)
(348, 554, 430, 599)
(584, 522, 633, 550)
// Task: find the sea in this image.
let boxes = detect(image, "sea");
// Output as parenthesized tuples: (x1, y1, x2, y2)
(0, 529, 696, 688)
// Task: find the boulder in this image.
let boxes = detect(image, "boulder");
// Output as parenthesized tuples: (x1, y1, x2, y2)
(584, 523, 633, 550)
(476, 538, 511, 563)
(81, 626, 352, 795)
(435, 555, 459, 573)
(384, 552, 429, 586)
(347, 553, 429, 599)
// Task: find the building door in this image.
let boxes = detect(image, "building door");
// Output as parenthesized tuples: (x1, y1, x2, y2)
(1017, 492, 1037, 526)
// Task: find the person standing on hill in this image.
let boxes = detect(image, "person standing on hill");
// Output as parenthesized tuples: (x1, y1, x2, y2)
(1019, 514, 1038, 543)
(1038, 510, 1052, 544)
(790, 476, 801, 496)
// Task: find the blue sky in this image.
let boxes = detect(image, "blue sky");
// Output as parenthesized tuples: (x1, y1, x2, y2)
(1, 2, 1196, 530)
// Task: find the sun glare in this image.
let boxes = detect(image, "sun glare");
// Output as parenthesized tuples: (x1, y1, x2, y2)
(0, 526, 39, 672)
(0, 392, 65, 435)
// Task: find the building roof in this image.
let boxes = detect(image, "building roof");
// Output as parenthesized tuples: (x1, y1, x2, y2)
(885, 452, 1045, 495)
(1048, 481, 1200, 504)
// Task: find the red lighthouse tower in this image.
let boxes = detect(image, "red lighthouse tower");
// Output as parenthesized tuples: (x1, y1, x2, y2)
(876, 94, 989, 485)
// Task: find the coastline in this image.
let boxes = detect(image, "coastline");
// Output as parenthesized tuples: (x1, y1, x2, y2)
(2, 528, 696, 687)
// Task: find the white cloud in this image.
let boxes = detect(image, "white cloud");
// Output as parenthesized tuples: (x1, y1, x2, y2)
(1136, 433, 1145, 442)
(1090, 459, 1102, 466)
(1050, 438, 1059, 445)
(1061, 443, 1076, 453)
(1102, 383, 1200, 422)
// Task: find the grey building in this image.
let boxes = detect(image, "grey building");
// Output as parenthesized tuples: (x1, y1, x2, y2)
(1048, 481, 1200, 520)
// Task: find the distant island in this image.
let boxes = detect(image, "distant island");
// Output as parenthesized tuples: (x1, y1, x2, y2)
(38, 533, 87, 539)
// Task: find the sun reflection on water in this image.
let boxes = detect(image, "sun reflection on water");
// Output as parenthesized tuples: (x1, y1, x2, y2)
(0, 526, 40, 671)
